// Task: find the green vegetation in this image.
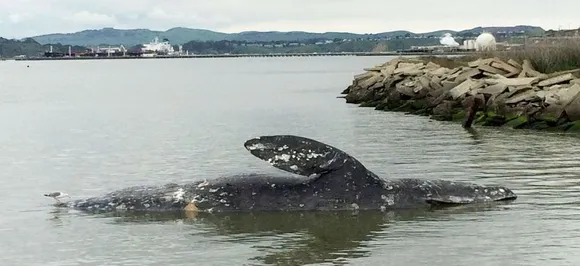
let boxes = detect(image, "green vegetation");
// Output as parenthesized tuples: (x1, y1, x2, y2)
(179, 38, 443, 54)
(418, 39, 580, 74)
(0, 38, 88, 58)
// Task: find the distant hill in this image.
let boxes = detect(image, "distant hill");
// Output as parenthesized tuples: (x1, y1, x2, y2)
(28, 25, 545, 46)
(0, 37, 87, 58)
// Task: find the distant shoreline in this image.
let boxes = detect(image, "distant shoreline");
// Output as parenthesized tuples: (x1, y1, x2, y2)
(13, 51, 476, 61)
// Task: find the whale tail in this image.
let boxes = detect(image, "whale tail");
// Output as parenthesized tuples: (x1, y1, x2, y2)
(243, 135, 378, 179)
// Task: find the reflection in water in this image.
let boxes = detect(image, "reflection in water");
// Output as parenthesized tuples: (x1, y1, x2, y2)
(49, 202, 513, 266)
(463, 127, 482, 143)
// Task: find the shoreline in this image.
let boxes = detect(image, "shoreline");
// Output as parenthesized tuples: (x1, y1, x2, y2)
(339, 56, 580, 133)
(12, 51, 475, 61)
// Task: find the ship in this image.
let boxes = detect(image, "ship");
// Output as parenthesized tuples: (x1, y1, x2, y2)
(140, 37, 178, 57)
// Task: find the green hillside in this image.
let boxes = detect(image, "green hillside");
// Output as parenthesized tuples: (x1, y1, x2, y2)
(29, 25, 546, 46)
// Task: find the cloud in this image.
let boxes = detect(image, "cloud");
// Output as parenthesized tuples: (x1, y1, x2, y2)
(65, 11, 117, 26)
(7, 12, 32, 24)
(0, 0, 579, 39)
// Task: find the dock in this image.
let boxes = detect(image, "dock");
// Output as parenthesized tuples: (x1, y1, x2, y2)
(13, 51, 477, 61)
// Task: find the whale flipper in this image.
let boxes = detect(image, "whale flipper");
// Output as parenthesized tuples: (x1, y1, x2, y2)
(425, 196, 474, 206)
(244, 135, 373, 178)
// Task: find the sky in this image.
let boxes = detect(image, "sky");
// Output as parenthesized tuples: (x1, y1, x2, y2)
(1, 0, 579, 39)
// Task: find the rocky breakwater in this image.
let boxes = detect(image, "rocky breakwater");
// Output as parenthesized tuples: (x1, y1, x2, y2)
(340, 57, 580, 131)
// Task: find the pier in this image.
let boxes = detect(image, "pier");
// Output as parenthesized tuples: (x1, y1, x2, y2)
(13, 51, 476, 61)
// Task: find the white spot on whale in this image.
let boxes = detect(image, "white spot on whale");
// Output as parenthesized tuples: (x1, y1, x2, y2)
(274, 154, 291, 162)
(351, 203, 360, 210)
(381, 195, 395, 206)
(277, 145, 289, 151)
(247, 143, 267, 150)
(307, 152, 326, 159)
(290, 165, 299, 171)
(198, 180, 209, 188)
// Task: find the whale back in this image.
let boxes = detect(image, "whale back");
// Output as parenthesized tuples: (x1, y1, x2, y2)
(243, 135, 381, 182)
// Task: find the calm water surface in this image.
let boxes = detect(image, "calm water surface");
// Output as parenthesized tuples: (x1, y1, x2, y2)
(1, 56, 580, 266)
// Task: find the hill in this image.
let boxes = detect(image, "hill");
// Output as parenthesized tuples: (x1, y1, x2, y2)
(29, 25, 545, 46)
(0, 38, 87, 58)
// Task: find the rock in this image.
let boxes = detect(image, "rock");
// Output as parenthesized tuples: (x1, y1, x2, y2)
(395, 79, 421, 98)
(428, 67, 450, 77)
(478, 64, 508, 75)
(468, 58, 495, 68)
(537, 73, 576, 87)
(343, 56, 580, 133)
(507, 59, 522, 69)
(432, 100, 458, 121)
(490, 60, 521, 76)
(380, 64, 397, 77)
(383, 74, 405, 89)
(494, 77, 540, 87)
(504, 116, 529, 129)
(478, 83, 508, 98)
(505, 90, 540, 105)
(454, 68, 482, 83)
(564, 87, 580, 121)
(548, 84, 580, 106)
(506, 85, 533, 98)
(353, 72, 375, 85)
(441, 79, 462, 91)
(358, 73, 384, 89)
(521, 59, 545, 78)
(449, 79, 477, 100)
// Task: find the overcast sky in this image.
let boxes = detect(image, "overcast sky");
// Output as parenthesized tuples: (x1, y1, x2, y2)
(1, 0, 579, 39)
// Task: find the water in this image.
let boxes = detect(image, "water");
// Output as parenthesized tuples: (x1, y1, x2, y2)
(1, 56, 580, 266)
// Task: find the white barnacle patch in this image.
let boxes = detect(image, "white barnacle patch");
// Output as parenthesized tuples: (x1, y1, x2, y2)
(306, 152, 326, 159)
(290, 165, 299, 171)
(144, 203, 151, 208)
(277, 145, 289, 151)
(274, 154, 291, 162)
(116, 204, 126, 210)
(499, 188, 505, 193)
(198, 180, 210, 188)
(209, 188, 219, 193)
(381, 195, 395, 206)
(299, 204, 304, 208)
(380, 205, 387, 212)
(247, 143, 267, 150)
(447, 196, 475, 203)
(351, 203, 360, 210)
(172, 188, 185, 202)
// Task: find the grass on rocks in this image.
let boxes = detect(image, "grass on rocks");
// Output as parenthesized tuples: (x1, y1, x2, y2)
(418, 39, 580, 74)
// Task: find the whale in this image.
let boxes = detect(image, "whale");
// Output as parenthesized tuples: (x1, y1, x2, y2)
(52, 135, 517, 214)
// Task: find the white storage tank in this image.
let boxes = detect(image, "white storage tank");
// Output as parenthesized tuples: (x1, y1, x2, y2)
(475, 32, 497, 51)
